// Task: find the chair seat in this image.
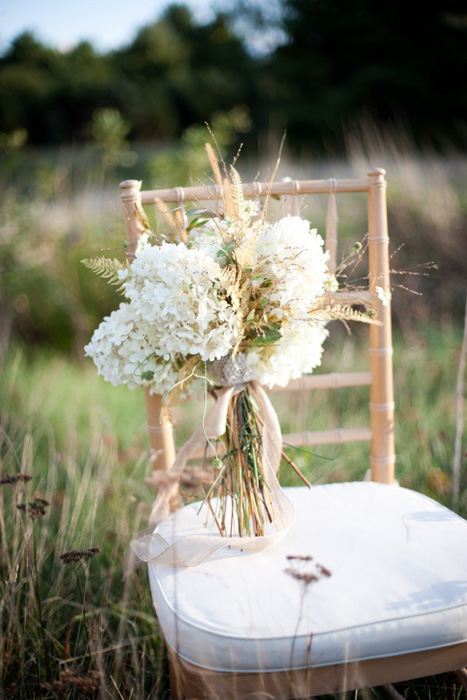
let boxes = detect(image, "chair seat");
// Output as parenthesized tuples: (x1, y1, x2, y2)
(148, 482, 467, 673)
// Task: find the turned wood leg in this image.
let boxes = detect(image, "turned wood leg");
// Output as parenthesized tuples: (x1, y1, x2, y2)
(169, 658, 185, 700)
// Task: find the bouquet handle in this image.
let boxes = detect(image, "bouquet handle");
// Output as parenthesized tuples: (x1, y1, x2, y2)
(129, 383, 295, 569)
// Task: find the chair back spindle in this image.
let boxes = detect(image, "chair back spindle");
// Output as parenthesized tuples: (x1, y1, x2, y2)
(325, 178, 338, 274)
(282, 177, 301, 216)
(368, 168, 395, 483)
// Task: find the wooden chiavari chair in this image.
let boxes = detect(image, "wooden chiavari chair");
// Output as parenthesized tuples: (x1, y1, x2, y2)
(120, 170, 467, 699)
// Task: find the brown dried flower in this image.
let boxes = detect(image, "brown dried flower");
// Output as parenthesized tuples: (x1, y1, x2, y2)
(60, 547, 100, 565)
(17, 499, 50, 519)
(1, 473, 32, 485)
(284, 554, 332, 587)
(43, 668, 101, 692)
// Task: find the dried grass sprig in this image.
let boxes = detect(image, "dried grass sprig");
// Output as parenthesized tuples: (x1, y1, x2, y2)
(202, 385, 273, 538)
(154, 197, 188, 243)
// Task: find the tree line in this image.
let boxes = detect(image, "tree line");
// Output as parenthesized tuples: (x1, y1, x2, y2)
(1, 0, 466, 153)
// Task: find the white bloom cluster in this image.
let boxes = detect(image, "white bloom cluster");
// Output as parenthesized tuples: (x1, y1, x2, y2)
(376, 286, 391, 307)
(121, 237, 239, 361)
(86, 212, 331, 395)
(252, 216, 329, 323)
(246, 322, 329, 388)
(237, 215, 331, 388)
(84, 303, 181, 394)
(85, 235, 241, 395)
(189, 227, 225, 260)
(190, 200, 262, 260)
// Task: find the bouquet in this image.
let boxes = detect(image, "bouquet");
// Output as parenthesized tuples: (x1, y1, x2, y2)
(84, 145, 378, 555)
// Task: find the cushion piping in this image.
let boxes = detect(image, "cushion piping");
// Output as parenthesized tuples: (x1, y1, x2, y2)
(164, 635, 467, 674)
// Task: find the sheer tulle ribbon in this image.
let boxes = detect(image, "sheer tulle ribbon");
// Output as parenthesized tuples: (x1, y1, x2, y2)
(128, 381, 294, 571)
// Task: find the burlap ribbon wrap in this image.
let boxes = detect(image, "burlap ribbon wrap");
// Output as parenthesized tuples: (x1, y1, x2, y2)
(130, 357, 295, 569)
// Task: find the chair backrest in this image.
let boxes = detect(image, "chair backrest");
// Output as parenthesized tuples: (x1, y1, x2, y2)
(119, 168, 395, 507)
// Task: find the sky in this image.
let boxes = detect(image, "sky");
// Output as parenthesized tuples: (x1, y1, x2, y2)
(0, 0, 216, 54)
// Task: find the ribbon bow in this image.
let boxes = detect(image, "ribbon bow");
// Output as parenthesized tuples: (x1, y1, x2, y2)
(128, 381, 295, 570)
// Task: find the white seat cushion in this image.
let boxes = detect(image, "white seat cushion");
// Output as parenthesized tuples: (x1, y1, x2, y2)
(148, 482, 467, 673)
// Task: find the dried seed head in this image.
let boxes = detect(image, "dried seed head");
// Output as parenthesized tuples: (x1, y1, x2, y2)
(284, 567, 319, 585)
(284, 554, 332, 588)
(43, 668, 102, 692)
(17, 499, 49, 519)
(35, 497, 50, 506)
(60, 547, 100, 565)
(1, 473, 32, 485)
(317, 564, 332, 578)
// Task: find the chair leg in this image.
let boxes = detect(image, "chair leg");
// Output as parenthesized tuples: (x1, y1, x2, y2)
(169, 657, 185, 700)
(455, 668, 467, 690)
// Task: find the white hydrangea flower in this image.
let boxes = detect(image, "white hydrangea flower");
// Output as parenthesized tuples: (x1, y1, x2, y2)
(324, 273, 339, 292)
(252, 215, 329, 323)
(84, 303, 181, 394)
(190, 202, 262, 261)
(237, 198, 260, 222)
(246, 322, 329, 389)
(121, 239, 240, 362)
(189, 225, 224, 260)
(86, 211, 334, 396)
(376, 286, 391, 307)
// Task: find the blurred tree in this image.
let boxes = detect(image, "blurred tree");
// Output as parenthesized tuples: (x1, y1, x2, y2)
(1, 2, 466, 151)
(0, 5, 258, 146)
(89, 107, 133, 171)
(49, 42, 117, 143)
(0, 34, 117, 144)
(263, 0, 467, 150)
(172, 8, 257, 123)
(0, 33, 58, 142)
(114, 4, 257, 140)
(146, 106, 252, 187)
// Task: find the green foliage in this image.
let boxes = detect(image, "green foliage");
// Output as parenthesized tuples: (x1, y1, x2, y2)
(0, 175, 125, 354)
(89, 107, 135, 171)
(0, 7, 258, 148)
(259, 0, 467, 150)
(0, 128, 27, 153)
(81, 256, 126, 286)
(2, 1, 465, 151)
(145, 106, 252, 186)
(247, 322, 283, 346)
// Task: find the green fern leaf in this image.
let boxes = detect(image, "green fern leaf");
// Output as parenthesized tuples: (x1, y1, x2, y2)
(81, 257, 126, 286)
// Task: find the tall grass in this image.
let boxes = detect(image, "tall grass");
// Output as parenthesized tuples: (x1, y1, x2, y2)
(1, 324, 465, 698)
(1, 349, 167, 698)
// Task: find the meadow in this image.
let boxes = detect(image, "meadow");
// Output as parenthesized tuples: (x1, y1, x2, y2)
(0, 136, 466, 699)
